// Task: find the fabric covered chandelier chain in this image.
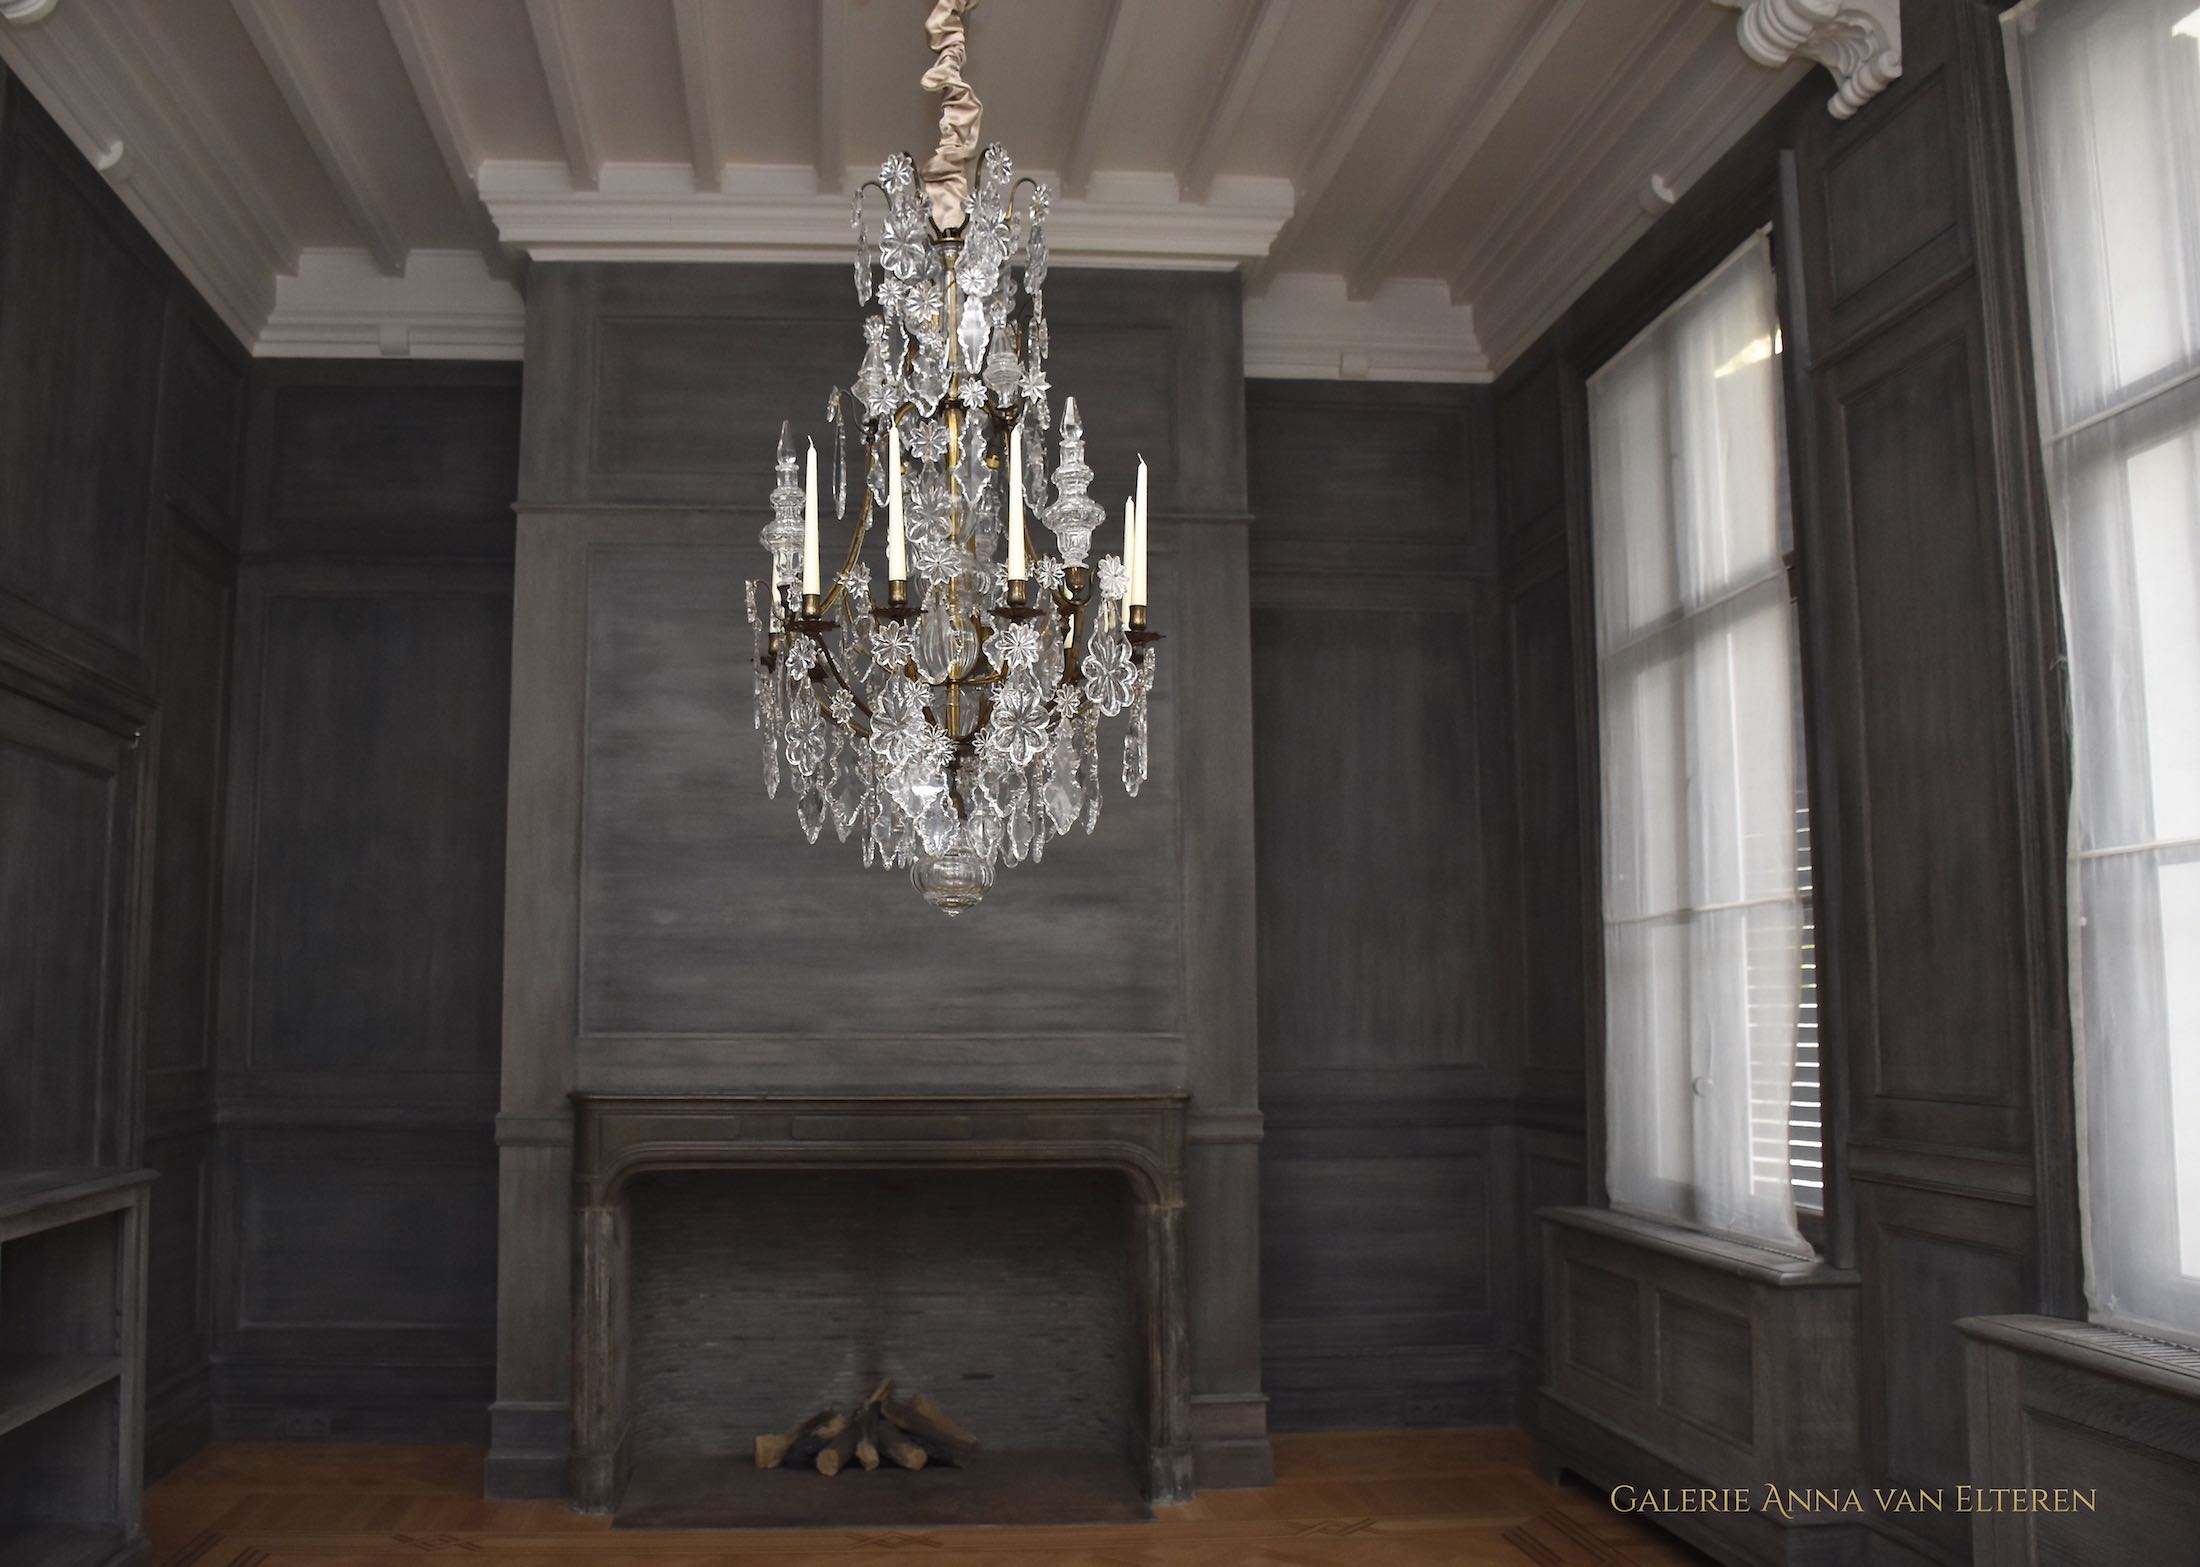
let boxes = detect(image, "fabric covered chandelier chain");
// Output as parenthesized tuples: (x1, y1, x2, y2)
(749, 0, 1160, 915)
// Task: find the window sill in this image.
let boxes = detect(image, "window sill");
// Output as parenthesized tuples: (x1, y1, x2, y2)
(1959, 1313, 2200, 1404)
(1540, 1205, 1858, 1289)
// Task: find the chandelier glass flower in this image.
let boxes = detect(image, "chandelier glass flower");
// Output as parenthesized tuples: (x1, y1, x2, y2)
(750, 0, 1159, 916)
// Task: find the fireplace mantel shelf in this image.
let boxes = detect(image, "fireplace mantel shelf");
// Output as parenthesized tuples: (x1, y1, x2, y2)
(572, 1091, 1191, 1209)
(567, 1091, 1194, 1516)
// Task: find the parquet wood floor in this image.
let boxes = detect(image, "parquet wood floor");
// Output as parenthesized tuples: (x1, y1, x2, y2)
(147, 1430, 1711, 1567)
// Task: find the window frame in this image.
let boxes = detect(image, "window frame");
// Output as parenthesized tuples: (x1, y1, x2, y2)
(1566, 192, 1841, 1263)
(2005, 0, 2200, 1345)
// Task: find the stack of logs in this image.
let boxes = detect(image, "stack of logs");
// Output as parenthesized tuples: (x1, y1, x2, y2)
(753, 1379, 978, 1476)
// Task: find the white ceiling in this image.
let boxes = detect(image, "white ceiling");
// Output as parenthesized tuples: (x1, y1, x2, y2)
(0, 0, 1812, 376)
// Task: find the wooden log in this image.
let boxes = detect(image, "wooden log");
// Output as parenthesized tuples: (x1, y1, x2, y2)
(882, 1392, 978, 1467)
(877, 1422, 929, 1471)
(854, 1405, 882, 1472)
(815, 1418, 864, 1477)
(754, 1409, 842, 1470)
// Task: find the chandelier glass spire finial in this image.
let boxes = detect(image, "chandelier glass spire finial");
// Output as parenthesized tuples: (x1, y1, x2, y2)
(750, 0, 1160, 915)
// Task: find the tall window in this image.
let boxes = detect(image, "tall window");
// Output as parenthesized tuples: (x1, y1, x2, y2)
(1588, 233, 1818, 1254)
(2008, 0, 2200, 1345)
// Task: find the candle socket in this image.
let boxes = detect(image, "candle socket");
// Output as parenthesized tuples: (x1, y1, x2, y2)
(874, 578, 917, 622)
(1128, 603, 1149, 631)
(789, 592, 837, 639)
(996, 578, 1044, 623)
(1061, 565, 1094, 606)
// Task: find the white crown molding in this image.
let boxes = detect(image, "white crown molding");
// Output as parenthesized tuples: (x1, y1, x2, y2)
(257, 247, 523, 359)
(0, 0, 285, 344)
(476, 161, 1295, 271)
(1473, 29, 1804, 369)
(1243, 274, 1488, 383)
(1711, 0, 1900, 119)
(1, 0, 60, 25)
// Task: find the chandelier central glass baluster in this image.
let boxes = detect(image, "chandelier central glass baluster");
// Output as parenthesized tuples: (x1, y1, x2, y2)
(749, 0, 1160, 915)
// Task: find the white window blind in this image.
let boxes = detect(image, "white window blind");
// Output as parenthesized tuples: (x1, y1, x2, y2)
(2007, 0, 2200, 1345)
(1588, 233, 1816, 1254)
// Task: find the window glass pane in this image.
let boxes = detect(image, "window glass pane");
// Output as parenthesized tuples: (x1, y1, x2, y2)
(1588, 233, 1815, 1253)
(2008, 0, 2200, 1343)
(2020, 0, 2200, 427)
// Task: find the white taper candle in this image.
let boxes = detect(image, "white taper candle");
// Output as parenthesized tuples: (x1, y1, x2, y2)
(887, 424, 906, 582)
(1008, 424, 1025, 580)
(1132, 456, 1149, 607)
(803, 439, 820, 596)
(1123, 494, 1137, 610)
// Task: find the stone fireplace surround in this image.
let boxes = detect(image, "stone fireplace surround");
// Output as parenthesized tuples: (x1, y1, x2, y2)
(570, 1092, 1191, 1513)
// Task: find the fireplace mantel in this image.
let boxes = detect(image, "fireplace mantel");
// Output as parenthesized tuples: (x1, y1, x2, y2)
(569, 1091, 1193, 1514)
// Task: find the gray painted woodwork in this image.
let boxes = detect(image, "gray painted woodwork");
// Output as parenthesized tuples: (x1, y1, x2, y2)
(211, 362, 518, 1444)
(1244, 380, 1542, 1431)
(1507, 4, 2087, 1564)
(0, 73, 249, 1492)
(496, 262, 1268, 1500)
(1538, 1208, 1863, 1567)
(1962, 1316, 2200, 1564)
(0, 1169, 155, 1566)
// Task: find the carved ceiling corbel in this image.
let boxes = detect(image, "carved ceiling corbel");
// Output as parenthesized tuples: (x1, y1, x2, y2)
(1711, 0, 1902, 119)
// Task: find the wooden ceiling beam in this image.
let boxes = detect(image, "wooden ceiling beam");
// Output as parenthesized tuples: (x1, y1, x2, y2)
(1342, 0, 1586, 300)
(1179, 0, 1293, 203)
(815, 0, 849, 194)
(524, 0, 602, 191)
(374, 0, 508, 275)
(672, 0, 725, 191)
(1242, 0, 1438, 295)
(232, 0, 407, 275)
(1059, 0, 1144, 201)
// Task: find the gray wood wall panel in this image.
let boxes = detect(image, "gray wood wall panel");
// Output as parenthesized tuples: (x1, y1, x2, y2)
(520, 266, 1245, 519)
(0, 87, 167, 686)
(145, 543, 232, 1091)
(246, 366, 521, 560)
(498, 263, 1269, 1496)
(214, 362, 519, 1444)
(1252, 613, 1481, 1071)
(0, 690, 132, 1167)
(578, 544, 1182, 1040)
(235, 580, 510, 1076)
(1244, 381, 1527, 1431)
(0, 72, 250, 1487)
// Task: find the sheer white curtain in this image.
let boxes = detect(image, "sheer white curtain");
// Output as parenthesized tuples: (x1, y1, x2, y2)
(1589, 234, 1811, 1254)
(2007, 0, 2200, 1344)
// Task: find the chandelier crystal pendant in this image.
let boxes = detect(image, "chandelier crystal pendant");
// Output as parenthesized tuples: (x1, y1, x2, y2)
(749, 0, 1160, 917)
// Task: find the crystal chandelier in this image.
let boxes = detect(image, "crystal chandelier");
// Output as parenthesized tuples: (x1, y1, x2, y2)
(750, 0, 1158, 916)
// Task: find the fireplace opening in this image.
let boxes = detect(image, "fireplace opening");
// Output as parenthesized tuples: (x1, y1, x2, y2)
(614, 1166, 1153, 1528)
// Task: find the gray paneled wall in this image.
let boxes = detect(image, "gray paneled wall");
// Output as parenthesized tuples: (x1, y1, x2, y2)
(495, 263, 1269, 1497)
(1245, 381, 1546, 1428)
(212, 361, 519, 1444)
(0, 71, 249, 1481)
